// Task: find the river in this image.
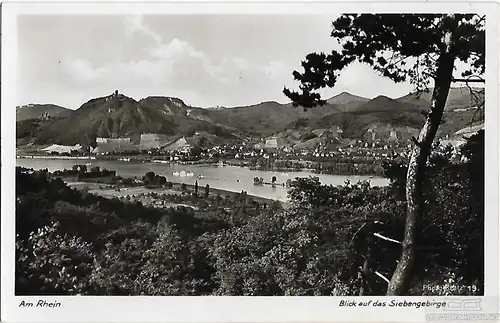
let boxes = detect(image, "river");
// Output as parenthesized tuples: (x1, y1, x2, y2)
(16, 158, 389, 201)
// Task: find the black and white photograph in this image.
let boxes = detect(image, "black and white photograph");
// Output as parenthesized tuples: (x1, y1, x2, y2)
(2, 1, 499, 322)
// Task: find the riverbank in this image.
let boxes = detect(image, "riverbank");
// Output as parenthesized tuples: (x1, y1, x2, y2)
(16, 154, 220, 166)
(17, 155, 95, 160)
(17, 158, 389, 201)
(16, 154, 384, 176)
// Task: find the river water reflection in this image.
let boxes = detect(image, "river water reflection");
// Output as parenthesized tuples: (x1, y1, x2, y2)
(16, 158, 389, 201)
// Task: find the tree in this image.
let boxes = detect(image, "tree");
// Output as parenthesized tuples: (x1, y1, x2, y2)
(204, 184, 210, 198)
(283, 14, 485, 295)
(122, 178, 134, 186)
(144, 171, 155, 185)
(199, 137, 208, 148)
(16, 222, 97, 295)
(190, 147, 202, 159)
(194, 181, 199, 197)
(158, 176, 167, 186)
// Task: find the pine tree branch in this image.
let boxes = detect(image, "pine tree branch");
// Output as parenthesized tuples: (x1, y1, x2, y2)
(466, 81, 486, 126)
(349, 222, 367, 246)
(473, 14, 486, 28)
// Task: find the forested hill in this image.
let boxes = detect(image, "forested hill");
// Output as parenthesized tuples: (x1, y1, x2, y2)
(16, 104, 72, 122)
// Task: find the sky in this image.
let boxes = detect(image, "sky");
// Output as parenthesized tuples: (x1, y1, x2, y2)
(17, 14, 418, 110)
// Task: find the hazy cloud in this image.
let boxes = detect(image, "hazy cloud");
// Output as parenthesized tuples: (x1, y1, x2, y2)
(17, 14, 418, 109)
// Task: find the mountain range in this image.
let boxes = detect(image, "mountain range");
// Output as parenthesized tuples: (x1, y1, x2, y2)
(16, 87, 485, 148)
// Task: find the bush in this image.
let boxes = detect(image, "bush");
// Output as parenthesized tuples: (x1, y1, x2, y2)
(300, 132, 317, 141)
(16, 222, 98, 295)
(121, 178, 134, 186)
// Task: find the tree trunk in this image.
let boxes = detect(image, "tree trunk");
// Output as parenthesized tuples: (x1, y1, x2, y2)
(386, 52, 456, 295)
(359, 247, 371, 296)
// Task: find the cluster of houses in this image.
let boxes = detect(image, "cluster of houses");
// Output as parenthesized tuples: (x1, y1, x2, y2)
(38, 121, 483, 162)
(250, 124, 420, 154)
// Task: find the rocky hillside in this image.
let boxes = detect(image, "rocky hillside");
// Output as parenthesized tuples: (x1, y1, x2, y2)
(24, 94, 175, 146)
(396, 87, 485, 111)
(326, 92, 370, 111)
(16, 104, 72, 121)
(280, 91, 484, 145)
(285, 95, 424, 138)
(18, 93, 237, 146)
(137, 96, 238, 137)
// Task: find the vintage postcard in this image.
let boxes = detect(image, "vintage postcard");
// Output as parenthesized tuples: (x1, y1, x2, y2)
(1, 1, 499, 322)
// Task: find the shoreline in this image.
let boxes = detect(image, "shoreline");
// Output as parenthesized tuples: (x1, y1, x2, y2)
(15, 155, 383, 177)
(17, 155, 95, 160)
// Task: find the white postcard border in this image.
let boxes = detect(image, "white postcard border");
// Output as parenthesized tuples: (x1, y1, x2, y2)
(1, 1, 499, 323)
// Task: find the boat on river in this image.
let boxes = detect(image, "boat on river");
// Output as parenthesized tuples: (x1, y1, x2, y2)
(152, 159, 169, 164)
(173, 170, 195, 177)
(253, 177, 264, 185)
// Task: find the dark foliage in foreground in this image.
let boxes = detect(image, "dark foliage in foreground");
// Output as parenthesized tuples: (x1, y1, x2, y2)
(16, 132, 483, 295)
